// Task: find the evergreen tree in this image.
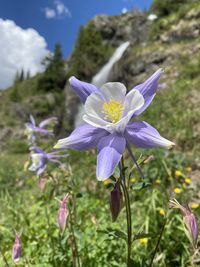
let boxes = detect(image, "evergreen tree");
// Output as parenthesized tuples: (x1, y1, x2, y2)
(38, 43, 66, 92)
(14, 69, 24, 84)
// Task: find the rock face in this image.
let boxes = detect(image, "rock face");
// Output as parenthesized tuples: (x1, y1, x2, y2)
(92, 11, 150, 46)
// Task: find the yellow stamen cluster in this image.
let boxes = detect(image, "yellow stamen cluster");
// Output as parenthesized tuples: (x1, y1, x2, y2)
(102, 100, 124, 123)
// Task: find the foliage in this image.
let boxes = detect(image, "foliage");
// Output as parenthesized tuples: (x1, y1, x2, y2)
(67, 21, 113, 80)
(151, 0, 194, 17)
(0, 149, 199, 266)
(38, 43, 66, 92)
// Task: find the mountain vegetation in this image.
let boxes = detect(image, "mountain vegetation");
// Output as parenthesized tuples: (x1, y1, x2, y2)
(1, 1, 200, 265)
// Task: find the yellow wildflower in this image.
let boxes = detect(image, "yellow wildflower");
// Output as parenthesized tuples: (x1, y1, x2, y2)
(175, 170, 183, 177)
(184, 178, 191, 185)
(130, 177, 136, 183)
(186, 166, 192, 172)
(191, 203, 199, 209)
(155, 178, 161, 184)
(103, 178, 114, 187)
(174, 187, 181, 194)
(139, 238, 148, 245)
(183, 183, 187, 189)
(168, 176, 173, 181)
(159, 208, 165, 216)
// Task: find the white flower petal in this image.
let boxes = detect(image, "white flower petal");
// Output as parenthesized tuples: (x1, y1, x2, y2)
(84, 92, 105, 119)
(123, 89, 144, 117)
(83, 114, 110, 129)
(100, 82, 127, 102)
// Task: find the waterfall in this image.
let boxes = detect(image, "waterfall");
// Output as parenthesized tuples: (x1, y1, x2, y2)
(75, 41, 130, 127)
(92, 41, 130, 87)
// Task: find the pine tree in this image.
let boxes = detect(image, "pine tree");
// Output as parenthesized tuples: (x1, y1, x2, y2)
(38, 43, 66, 92)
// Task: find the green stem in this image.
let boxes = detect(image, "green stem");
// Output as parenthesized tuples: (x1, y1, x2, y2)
(126, 144, 145, 180)
(69, 194, 81, 267)
(149, 219, 167, 267)
(119, 161, 132, 266)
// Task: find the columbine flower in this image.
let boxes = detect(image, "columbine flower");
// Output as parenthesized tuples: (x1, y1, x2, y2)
(170, 199, 198, 248)
(54, 69, 174, 181)
(29, 146, 68, 176)
(12, 233, 21, 263)
(57, 194, 70, 232)
(25, 115, 58, 145)
(110, 181, 123, 222)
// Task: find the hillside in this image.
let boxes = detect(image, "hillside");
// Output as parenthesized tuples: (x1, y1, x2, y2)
(1, 0, 200, 156)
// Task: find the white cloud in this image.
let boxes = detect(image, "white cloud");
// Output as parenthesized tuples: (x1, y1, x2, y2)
(44, 7, 56, 19)
(44, 1, 71, 19)
(0, 18, 50, 89)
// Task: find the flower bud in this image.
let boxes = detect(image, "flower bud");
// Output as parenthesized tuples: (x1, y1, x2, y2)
(38, 177, 48, 191)
(110, 181, 123, 222)
(170, 199, 198, 248)
(12, 233, 21, 263)
(57, 194, 69, 232)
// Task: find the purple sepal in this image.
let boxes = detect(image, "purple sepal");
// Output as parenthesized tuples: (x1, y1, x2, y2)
(55, 123, 108, 151)
(97, 134, 126, 180)
(125, 121, 170, 148)
(69, 76, 99, 103)
(133, 69, 162, 116)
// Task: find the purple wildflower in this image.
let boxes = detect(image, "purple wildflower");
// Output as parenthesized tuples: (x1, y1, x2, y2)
(54, 69, 175, 181)
(29, 146, 68, 176)
(25, 115, 58, 145)
(170, 199, 198, 248)
(57, 194, 70, 232)
(110, 181, 123, 222)
(12, 233, 21, 263)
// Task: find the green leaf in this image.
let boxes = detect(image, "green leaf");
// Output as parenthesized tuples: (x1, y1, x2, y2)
(131, 181, 151, 191)
(97, 227, 127, 240)
(133, 232, 155, 241)
(128, 258, 141, 267)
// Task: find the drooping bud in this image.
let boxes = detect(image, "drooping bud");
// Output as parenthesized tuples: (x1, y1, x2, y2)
(38, 176, 48, 191)
(169, 199, 198, 248)
(12, 233, 21, 263)
(110, 181, 123, 222)
(57, 194, 70, 232)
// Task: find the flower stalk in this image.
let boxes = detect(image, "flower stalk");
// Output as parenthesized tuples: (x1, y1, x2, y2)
(126, 143, 145, 180)
(149, 218, 167, 267)
(119, 160, 132, 266)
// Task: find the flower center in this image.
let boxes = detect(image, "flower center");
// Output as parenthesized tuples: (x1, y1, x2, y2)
(32, 154, 43, 165)
(102, 100, 124, 123)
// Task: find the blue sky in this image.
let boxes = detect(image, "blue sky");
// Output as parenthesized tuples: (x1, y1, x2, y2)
(0, 0, 152, 57)
(0, 0, 152, 89)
